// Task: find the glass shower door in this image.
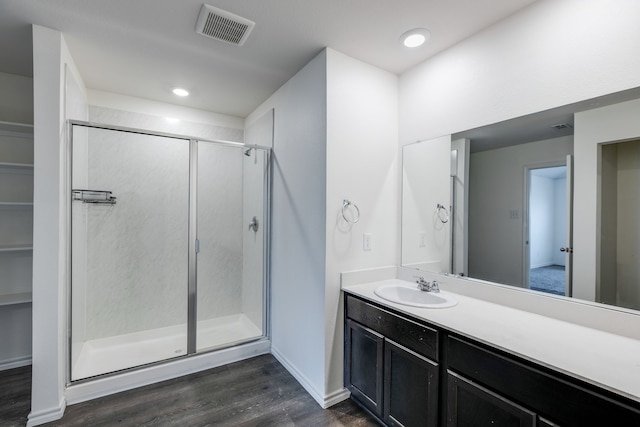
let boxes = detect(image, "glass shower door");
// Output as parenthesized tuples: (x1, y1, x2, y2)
(70, 124, 190, 381)
(195, 143, 267, 352)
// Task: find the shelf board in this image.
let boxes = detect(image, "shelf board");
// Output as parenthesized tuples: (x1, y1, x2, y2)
(0, 121, 33, 138)
(0, 162, 34, 171)
(0, 245, 32, 252)
(0, 202, 33, 208)
(0, 292, 32, 306)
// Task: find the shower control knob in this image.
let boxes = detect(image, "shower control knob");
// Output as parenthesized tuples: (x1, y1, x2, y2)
(560, 247, 573, 253)
(248, 216, 259, 232)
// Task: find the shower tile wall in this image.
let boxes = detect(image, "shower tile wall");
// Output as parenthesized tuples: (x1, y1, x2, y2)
(242, 149, 266, 330)
(78, 129, 190, 340)
(197, 142, 243, 320)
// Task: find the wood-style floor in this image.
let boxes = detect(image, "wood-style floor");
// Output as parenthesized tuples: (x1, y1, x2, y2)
(0, 354, 379, 427)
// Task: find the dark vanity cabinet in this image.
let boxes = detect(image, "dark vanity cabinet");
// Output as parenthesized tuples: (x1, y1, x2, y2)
(345, 320, 384, 416)
(344, 293, 640, 427)
(345, 296, 439, 426)
(446, 371, 536, 426)
(445, 335, 640, 426)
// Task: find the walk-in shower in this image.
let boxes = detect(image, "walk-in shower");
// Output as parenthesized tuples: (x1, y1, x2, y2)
(69, 122, 269, 381)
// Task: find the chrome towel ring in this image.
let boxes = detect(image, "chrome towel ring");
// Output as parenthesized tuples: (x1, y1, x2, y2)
(342, 199, 360, 224)
(436, 204, 449, 224)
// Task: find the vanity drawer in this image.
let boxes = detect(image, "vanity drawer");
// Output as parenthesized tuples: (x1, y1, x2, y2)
(446, 335, 640, 426)
(346, 294, 438, 361)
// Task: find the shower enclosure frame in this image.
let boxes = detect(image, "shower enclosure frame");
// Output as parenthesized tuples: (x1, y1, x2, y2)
(65, 120, 272, 385)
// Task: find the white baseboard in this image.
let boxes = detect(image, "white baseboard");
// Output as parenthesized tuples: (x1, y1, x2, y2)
(0, 355, 31, 371)
(27, 397, 66, 427)
(323, 387, 351, 407)
(271, 346, 350, 409)
(65, 339, 270, 405)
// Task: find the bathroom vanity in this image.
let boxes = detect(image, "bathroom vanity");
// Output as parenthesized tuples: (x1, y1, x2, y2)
(343, 278, 640, 427)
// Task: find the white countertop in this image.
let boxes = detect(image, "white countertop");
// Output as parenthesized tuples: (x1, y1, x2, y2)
(343, 279, 640, 404)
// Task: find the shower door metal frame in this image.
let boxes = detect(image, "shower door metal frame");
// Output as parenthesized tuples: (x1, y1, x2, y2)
(66, 120, 272, 385)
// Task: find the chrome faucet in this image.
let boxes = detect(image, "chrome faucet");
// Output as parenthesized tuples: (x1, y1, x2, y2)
(415, 276, 440, 293)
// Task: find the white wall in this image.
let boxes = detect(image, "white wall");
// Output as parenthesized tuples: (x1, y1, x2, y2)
(614, 141, 640, 310)
(468, 136, 572, 286)
(88, 90, 244, 133)
(246, 50, 328, 403)
(401, 136, 451, 272)
(574, 98, 640, 303)
(0, 72, 33, 124)
(529, 175, 555, 269)
(325, 49, 398, 397)
(399, 0, 640, 145)
(590, 138, 640, 311)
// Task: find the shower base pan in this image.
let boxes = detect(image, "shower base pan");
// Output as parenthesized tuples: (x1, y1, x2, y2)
(72, 313, 262, 381)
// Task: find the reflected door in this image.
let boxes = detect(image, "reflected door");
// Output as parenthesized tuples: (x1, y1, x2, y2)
(70, 125, 190, 380)
(525, 163, 569, 296)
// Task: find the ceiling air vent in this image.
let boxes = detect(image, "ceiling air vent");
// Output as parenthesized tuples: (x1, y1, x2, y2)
(195, 4, 255, 46)
(551, 123, 573, 130)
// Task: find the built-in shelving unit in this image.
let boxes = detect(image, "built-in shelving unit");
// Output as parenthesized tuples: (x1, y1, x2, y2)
(0, 120, 34, 370)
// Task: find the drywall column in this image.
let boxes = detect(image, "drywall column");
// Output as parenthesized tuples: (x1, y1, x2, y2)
(30, 25, 88, 426)
(30, 25, 67, 426)
(574, 98, 640, 302)
(246, 51, 328, 404)
(325, 49, 398, 401)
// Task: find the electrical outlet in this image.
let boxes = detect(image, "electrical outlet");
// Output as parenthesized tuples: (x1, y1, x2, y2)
(363, 233, 372, 251)
(509, 209, 520, 219)
(419, 232, 427, 247)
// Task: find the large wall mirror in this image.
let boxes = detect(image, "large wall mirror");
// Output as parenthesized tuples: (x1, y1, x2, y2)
(401, 86, 640, 314)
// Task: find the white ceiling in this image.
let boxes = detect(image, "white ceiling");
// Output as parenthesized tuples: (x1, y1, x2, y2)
(0, 0, 538, 118)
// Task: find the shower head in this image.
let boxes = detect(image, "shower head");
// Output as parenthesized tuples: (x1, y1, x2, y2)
(244, 147, 253, 156)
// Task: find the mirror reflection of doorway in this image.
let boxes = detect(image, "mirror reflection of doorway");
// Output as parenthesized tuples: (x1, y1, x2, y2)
(526, 165, 568, 295)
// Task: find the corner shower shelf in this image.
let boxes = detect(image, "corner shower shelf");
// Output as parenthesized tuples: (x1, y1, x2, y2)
(0, 292, 32, 307)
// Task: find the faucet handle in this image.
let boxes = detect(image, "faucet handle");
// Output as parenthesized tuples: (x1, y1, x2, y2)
(415, 276, 431, 291)
(430, 280, 440, 293)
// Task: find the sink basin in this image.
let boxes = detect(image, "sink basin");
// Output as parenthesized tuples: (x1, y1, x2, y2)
(374, 282, 457, 308)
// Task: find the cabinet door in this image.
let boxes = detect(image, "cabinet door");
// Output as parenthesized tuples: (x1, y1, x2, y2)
(384, 339, 438, 427)
(345, 319, 384, 417)
(447, 371, 536, 427)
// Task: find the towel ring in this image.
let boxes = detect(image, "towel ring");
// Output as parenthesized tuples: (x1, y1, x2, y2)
(436, 204, 449, 224)
(342, 199, 360, 224)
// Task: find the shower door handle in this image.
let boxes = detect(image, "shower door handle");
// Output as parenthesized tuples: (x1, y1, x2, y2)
(560, 247, 573, 253)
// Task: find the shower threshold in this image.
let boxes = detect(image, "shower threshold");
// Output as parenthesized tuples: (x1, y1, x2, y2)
(72, 313, 262, 381)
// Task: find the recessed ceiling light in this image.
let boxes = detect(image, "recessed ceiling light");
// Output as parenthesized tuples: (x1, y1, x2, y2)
(401, 28, 431, 48)
(172, 88, 189, 97)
